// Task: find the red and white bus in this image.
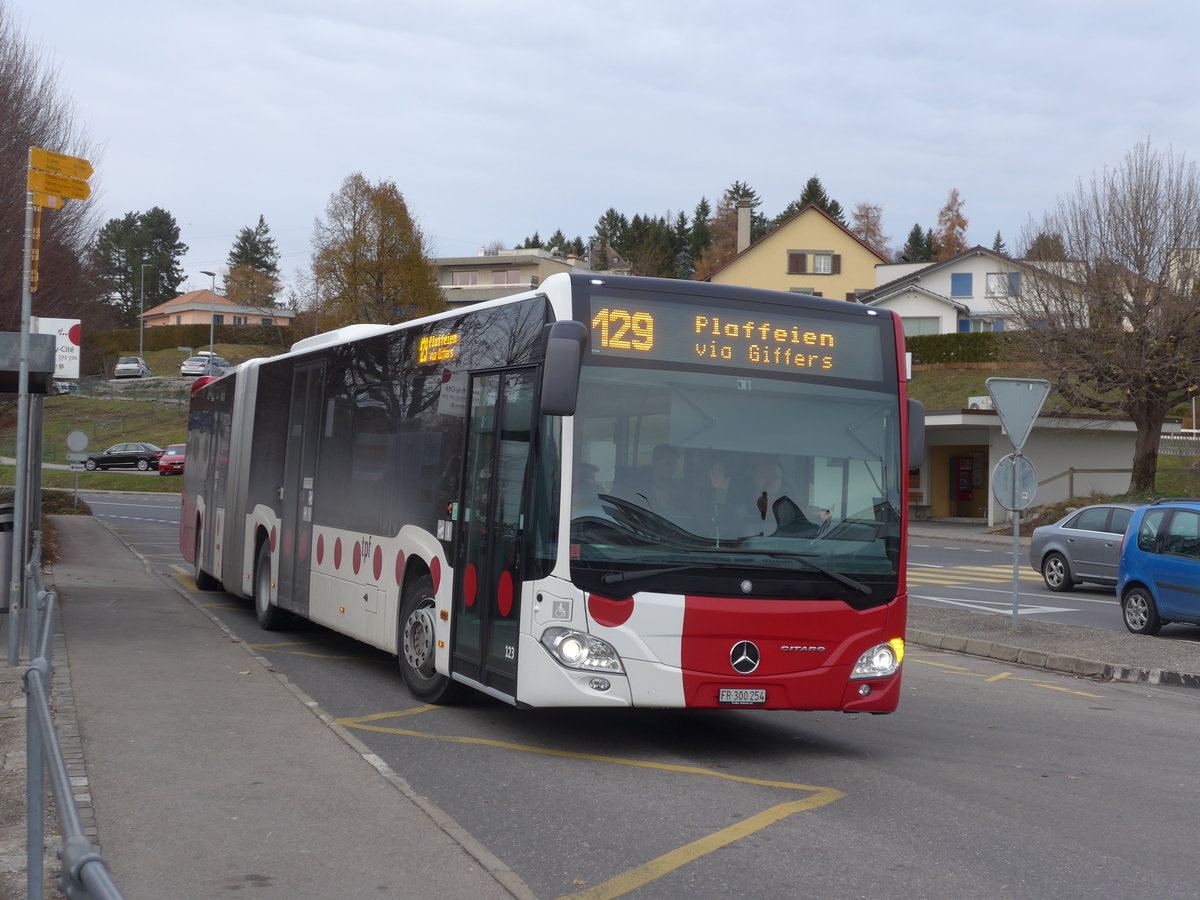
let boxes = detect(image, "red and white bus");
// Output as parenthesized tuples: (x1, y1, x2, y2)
(181, 273, 924, 711)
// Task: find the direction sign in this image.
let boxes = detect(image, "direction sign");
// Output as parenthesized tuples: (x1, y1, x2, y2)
(27, 169, 90, 201)
(32, 192, 65, 210)
(69, 464, 86, 472)
(65, 452, 88, 462)
(986, 377, 1051, 452)
(30, 147, 94, 180)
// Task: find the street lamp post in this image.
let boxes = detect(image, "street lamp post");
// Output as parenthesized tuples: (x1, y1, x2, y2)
(139, 263, 152, 358)
(200, 270, 217, 357)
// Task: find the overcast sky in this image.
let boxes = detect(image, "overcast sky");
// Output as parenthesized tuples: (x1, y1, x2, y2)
(13, 0, 1200, 295)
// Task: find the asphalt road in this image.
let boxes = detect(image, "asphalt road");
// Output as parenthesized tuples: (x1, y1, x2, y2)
(77, 493, 1200, 899)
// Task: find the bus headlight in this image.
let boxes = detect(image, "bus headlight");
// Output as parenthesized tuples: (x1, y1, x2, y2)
(541, 627, 624, 673)
(850, 638, 904, 679)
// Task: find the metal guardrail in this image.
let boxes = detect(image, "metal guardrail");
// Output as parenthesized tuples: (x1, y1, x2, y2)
(19, 541, 124, 900)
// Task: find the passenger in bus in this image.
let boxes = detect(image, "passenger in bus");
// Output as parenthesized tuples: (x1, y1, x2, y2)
(618, 443, 687, 514)
(571, 463, 604, 518)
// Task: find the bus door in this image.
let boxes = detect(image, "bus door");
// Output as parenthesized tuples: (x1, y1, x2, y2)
(453, 369, 535, 698)
(278, 360, 325, 615)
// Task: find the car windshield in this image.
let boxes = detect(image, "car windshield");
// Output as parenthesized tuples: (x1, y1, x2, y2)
(569, 362, 904, 595)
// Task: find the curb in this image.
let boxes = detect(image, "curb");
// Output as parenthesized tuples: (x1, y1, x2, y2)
(907, 628, 1200, 688)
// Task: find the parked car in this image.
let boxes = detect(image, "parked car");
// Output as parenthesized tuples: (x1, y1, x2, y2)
(180, 356, 230, 377)
(157, 443, 186, 476)
(1029, 502, 1142, 591)
(84, 442, 164, 471)
(114, 356, 151, 378)
(1117, 498, 1200, 635)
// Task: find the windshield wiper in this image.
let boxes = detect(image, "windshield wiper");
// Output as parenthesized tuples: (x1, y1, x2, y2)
(600, 564, 717, 586)
(792, 556, 868, 600)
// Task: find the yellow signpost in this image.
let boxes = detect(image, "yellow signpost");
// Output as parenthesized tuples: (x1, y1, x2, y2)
(29, 147, 94, 180)
(27, 169, 90, 201)
(31, 192, 64, 210)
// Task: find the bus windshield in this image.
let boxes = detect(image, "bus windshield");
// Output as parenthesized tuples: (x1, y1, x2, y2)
(569, 363, 903, 596)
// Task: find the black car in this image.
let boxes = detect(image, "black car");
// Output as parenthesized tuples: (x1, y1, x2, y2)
(84, 442, 164, 471)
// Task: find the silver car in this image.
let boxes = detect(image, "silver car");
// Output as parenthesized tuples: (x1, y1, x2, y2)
(114, 356, 151, 378)
(180, 356, 230, 377)
(1029, 502, 1142, 591)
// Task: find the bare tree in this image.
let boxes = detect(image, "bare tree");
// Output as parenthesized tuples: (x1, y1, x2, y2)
(849, 202, 891, 260)
(932, 189, 968, 260)
(0, 4, 103, 329)
(998, 141, 1200, 493)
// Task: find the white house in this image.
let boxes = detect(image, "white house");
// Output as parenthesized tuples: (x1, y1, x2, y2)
(861, 246, 1027, 336)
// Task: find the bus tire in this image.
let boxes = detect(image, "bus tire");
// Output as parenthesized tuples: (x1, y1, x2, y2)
(399, 573, 464, 704)
(194, 528, 220, 591)
(254, 542, 290, 631)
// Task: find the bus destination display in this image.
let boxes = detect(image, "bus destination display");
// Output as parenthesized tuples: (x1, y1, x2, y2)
(589, 295, 885, 381)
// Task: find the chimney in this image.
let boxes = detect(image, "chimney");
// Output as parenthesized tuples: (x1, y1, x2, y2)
(736, 200, 752, 253)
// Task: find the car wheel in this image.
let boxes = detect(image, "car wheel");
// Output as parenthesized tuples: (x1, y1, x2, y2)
(84, 459, 97, 471)
(1041, 552, 1074, 592)
(1121, 587, 1163, 636)
(136, 458, 150, 471)
(398, 573, 464, 704)
(254, 541, 290, 630)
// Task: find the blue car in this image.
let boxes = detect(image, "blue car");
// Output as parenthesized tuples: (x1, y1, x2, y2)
(1116, 499, 1200, 635)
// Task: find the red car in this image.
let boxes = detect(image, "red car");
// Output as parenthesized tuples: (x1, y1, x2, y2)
(157, 443, 186, 476)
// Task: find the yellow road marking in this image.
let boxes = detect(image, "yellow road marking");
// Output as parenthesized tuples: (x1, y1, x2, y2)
(910, 658, 1104, 698)
(336, 708, 844, 899)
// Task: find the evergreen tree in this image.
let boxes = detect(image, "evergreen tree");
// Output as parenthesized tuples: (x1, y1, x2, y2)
(690, 197, 713, 261)
(226, 215, 281, 306)
(1024, 231, 1067, 260)
(90, 207, 188, 326)
(991, 231, 1008, 255)
(899, 224, 932, 262)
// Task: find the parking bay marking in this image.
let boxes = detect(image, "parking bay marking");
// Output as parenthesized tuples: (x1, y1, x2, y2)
(337, 706, 845, 900)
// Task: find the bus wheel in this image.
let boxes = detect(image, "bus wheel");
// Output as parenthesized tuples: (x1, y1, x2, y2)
(194, 528, 220, 591)
(254, 542, 289, 631)
(399, 574, 463, 703)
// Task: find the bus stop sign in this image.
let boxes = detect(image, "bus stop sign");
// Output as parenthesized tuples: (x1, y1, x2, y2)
(986, 377, 1050, 452)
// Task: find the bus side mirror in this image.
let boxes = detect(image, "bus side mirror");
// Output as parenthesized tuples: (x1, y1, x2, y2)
(908, 399, 926, 472)
(541, 321, 588, 416)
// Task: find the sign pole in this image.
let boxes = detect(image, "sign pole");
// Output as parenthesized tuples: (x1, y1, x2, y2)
(1011, 453, 1021, 630)
(7, 182, 33, 666)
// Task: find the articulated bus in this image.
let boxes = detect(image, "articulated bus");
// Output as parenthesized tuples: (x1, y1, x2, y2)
(181, 273, 924, 711)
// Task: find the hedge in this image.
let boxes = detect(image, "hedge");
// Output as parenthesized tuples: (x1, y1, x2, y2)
(906, 331, 1002, 365)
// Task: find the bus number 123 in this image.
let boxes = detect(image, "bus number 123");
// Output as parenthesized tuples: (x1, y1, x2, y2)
(591, 308, 654, 352)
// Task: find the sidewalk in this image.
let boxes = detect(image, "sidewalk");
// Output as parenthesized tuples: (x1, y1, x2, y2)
(4, 516, 530, 900)
(1, 516, 1198, 897)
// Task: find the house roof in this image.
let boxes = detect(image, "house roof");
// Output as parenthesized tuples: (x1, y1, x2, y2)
(703, 203, 889, 283)
(142, 289, 294, 319)
(863, 283, 970, 313)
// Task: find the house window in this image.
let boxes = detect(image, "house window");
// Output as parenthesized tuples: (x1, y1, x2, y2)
(492, 269, 521, 285)
(451, 271, 479, 286)
(958, 317, 1006, 333)
(902, 317, 941, 336)
(950, 273, 973, 297)
(813, 253, 833, 275)
(986, 272, 1021, 296)
(213, 314, 224, 325)
(175, 315, 181, 325)
(788, 251, 840, 275)
(261, 318, 273, 325)
(788, 287, 818, 295)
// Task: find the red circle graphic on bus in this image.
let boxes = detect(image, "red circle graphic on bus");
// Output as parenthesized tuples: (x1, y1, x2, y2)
(430, 557, 441, 592)
(316, 534, 324, 565)
(463, 564, 477, 607)
(587, 593, 634, 628)
(352, 541, 361, 575)
(334, 537, 342, 570)
(373, 546, 383, 581)
(395, 550, 405, 585)
(497, 571, 513, 617)
(270, 526, 277, 552)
